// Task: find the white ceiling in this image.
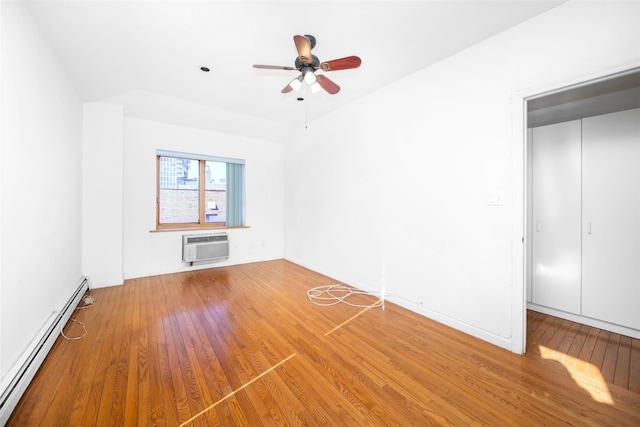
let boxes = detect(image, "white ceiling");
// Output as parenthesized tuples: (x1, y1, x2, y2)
(25, 0, 566, 141)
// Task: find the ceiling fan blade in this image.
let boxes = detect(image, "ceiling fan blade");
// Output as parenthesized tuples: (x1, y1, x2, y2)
(316, 75, 340, 95)
(320, 56, 362, 72)
(294, 35, 312, 64)
(253, 64, 296, 71)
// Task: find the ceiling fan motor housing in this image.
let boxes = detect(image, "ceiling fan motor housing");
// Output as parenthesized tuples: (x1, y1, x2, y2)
(295, 54, 320, 70)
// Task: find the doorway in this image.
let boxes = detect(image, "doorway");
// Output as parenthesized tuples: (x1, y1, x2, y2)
(511, 64, 640, 354)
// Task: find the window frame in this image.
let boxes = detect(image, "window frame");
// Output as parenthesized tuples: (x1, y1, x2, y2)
(155, 150, 245, 231)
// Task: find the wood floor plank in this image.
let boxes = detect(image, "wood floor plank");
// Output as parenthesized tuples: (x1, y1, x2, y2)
(526, 313, 564, 354)
(614, 335, 632, 389)
(564, 323, 591, 369)
(631, 339, 640, 393)
(576, 325, 602, 373)
(540, 319, 572, 360)
(108, 279, 134, 426)
(95, 277, 130, 426)
(526, 309, 545, 335)
(160, 274, 201, 425)
(144, 276, 168, 426)
(177, 305, 229, 426)
(588, 329, 611, 375)
(552, 320, 582, 363)
(601, 332, 621, 383)
(7, 260, 640, 426)
(123, 276, 142, 426)
(153, 280, 180, 426)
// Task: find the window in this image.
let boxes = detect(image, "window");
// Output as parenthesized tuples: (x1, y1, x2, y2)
(156, 150, 245, 229)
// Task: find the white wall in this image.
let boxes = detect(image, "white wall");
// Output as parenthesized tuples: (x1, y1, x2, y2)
(122, 117, 284, 279)
(1, 2, 82, 379)
(82, 103, 124, 288)
(284, 1, 640, 351)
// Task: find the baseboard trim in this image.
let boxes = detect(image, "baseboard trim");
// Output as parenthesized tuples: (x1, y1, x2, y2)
(285, 256, 513, 352)
(0, 277, 90, 424)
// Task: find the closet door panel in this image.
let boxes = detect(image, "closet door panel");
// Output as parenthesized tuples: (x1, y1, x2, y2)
(582, 108, 640, 329)
(527, 128, 533, 303)
(531, 120, 582, 314)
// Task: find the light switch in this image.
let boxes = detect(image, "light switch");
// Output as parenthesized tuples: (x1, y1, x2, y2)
(487, 191, 504, 206)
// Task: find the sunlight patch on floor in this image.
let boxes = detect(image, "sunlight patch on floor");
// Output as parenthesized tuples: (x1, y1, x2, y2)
(537, 345, 613, 405)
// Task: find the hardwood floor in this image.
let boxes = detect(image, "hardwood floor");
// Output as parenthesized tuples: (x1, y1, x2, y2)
(527, 309, 640, 393)
(8, 260, 640, 426)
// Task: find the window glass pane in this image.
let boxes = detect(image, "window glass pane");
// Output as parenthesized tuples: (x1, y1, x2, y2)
(205, 161, 226, 223)
(158, 157, 199, 224)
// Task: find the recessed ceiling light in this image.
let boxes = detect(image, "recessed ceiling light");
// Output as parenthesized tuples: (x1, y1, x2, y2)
(200, 66, 210, 72)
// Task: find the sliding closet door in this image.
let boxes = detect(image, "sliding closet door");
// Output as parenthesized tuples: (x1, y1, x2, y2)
(582, 108, 640, 329)
(531, 120, 582, 314)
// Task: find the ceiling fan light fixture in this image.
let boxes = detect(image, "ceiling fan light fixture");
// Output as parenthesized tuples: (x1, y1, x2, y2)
(290, 76, 303, 91)
(303, 68, 317, 84)
(310, 82, 322, 93)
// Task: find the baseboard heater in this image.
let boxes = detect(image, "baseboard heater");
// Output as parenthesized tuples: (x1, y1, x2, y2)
(182, 233, 229, 265)
(0, 276, 90, 425)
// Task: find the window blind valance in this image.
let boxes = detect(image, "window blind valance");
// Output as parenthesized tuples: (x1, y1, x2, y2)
(156, 149, 245, 165)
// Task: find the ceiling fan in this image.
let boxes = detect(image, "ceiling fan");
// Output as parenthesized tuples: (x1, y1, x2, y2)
(253, 35, 361, 95)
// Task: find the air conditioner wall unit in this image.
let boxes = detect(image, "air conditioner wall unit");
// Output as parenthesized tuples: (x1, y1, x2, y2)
(182, 233, 229, 263)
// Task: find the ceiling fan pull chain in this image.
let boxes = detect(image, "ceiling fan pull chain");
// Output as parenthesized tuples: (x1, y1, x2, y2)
(305, 86, 309, 129)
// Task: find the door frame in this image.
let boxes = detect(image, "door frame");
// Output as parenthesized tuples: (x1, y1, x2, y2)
(509, 61, 640, 354)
